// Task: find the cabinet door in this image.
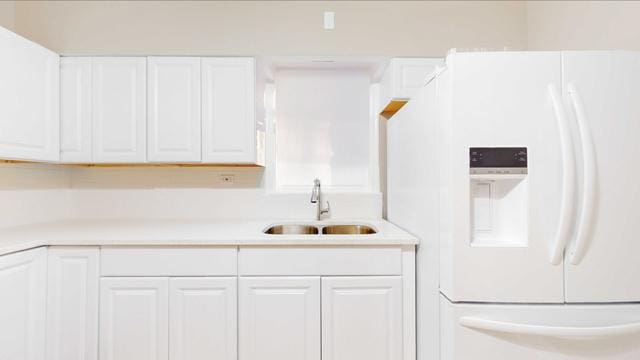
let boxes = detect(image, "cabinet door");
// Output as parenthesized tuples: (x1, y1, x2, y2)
(321, 277, 403, 360)
(379, 58, 441, 114)
(169, 277, 236, 360)
(391, 58, 442, 100)
(147, 57, 201, 162)
(0, 27, 59, 161)
(239, 277, 320, 360)
(92, 57, 146, 163)
(100, 277, 168, 360)
(60, 57, 93, 162)
(201, 58, 255, 163)
(46, 247, 99, 360)
(0, 247, 47, 360)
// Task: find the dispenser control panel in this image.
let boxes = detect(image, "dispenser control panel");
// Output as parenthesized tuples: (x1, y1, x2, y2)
(469, 147, 527, 174)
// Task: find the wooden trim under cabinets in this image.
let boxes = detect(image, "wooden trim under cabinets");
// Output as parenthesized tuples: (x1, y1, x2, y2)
(380, 99, 408, 119)
(0, 160, 263, 168)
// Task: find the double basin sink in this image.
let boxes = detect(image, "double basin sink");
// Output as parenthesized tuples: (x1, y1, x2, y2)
(264, 224, 377, 235)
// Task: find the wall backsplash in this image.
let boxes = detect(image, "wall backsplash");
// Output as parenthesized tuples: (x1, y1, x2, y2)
(69, 166, 265, 189)
(0, 164, 73, 227)
(68, 189, 382, 221)
(0, 163, 382, 228)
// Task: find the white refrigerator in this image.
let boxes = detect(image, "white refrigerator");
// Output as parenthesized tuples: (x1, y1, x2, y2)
(387, 51, 640, 360)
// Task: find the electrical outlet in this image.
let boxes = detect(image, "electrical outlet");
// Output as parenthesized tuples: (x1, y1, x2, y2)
(219, 174, 235, 184)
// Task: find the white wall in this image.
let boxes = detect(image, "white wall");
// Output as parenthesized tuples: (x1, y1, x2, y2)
(67, 189, 381, 221)
(0, 162, 382, 226)
(13, 1, 527, 56)
(0, 1, 15, 31)
(0, 163, 73, 228)
(527, 1, 640, 50)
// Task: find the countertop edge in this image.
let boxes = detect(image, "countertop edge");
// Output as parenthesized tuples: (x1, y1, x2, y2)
(0, 218, 419, 256)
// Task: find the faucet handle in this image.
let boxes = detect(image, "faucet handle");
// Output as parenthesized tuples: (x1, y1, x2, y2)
(321, 201, 331, 215)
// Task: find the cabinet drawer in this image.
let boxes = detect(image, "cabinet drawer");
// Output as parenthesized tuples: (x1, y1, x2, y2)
(239, 246, 402, 276)
(101, 246, 237, 276)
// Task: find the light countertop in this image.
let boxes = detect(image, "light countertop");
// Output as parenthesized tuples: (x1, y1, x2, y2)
(0, 218, 418, 256)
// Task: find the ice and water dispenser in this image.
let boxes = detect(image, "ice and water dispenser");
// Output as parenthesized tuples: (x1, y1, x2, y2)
(469, 147, 528, 247)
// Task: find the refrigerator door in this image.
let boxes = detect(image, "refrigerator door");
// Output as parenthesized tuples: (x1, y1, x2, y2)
(563, 51, 640, 303)
(441, 296, 640, 360)
(441, 52, 566, 303)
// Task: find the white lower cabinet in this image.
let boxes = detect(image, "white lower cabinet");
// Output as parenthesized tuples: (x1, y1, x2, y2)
(169, 277, 237, 360)
(239, 276, 404, 360)
(99, 277, 169, 360)
(34, 245, 412, 360)
(239, 277, 321, 360)
(0, 247, 47, 360)
(321, 277, 403, 360)
(46, 247, 100, 360)
(99, 276, 237, 360)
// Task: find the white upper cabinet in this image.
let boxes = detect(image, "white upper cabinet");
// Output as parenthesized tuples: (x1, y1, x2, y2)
(58, 56, 260, 165)
(0, 247, 47, 360)
(0, 27, 59, 161)
(92, 57, 147, 163)
(202, 57, 257, 164)
(147, 57, 201, 162)
(60, 58, 93, 162)
(379, 58, 441, 118)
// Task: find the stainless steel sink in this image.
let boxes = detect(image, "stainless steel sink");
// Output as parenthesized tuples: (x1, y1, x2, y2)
(322, 225, 377, 235)
(264, 224, 319, 235)
(263, 223, 377, 235)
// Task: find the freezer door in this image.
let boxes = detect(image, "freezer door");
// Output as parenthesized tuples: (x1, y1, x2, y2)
(441, 52, 566, 303)
(563, 51, 640, 303)
(441, 296, 640, 360)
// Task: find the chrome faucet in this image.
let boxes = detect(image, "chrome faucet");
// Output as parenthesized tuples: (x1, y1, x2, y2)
(310, 178, 330, 221)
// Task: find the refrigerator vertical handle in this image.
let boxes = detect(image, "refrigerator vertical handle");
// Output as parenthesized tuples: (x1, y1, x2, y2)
(567, 83, 597, 265)
(548, 84, 576, 265)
